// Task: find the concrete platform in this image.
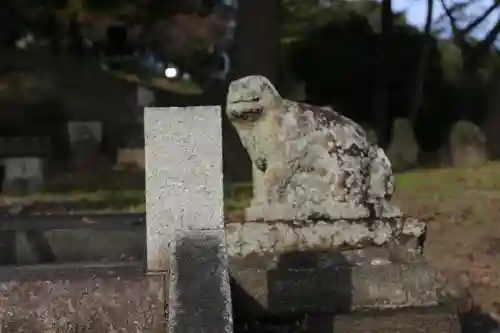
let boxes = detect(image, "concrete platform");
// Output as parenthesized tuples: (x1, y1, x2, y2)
(0, 263, 166, 333)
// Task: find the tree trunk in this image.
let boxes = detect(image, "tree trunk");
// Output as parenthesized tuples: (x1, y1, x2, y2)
(408, 0, 434, 122)
(372, 0, 394, 148)
(223, 0, 282, 184)
(229, 0, 281, 84)
(483, 64, 500, 158)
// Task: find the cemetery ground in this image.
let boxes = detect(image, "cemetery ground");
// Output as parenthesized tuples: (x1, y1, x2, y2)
(2, 162, 500, 326)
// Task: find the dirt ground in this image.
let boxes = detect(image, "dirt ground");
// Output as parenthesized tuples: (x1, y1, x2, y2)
(3, 162, 500, 329)
(393, 162, 500, 325)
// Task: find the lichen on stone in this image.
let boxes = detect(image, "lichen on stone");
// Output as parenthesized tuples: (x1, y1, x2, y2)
(225, 218, 426, 258)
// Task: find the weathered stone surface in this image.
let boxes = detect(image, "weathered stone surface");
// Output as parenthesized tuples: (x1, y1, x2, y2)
(0, 275, 166, 332)
(144, 106, 224, 271)
(230, 255, 438, 316)
(226, 219, 426, 258)
(226, 75, 400, 222)
(168, 229, 233, 333)
(306, 305, 460, 333)
(449, 120, 488, 167)
(386, 118, 419, 171)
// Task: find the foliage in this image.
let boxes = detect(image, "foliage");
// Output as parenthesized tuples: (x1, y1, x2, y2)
(290, 12, 375, 122)
(288, 6, 443, 128)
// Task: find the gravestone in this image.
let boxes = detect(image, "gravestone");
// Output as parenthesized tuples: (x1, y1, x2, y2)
(386, 118, 420, 171)
(144, 106, 233, 333)
(2, 158, 44, 195)
(449, 120, 488, 168)
(225, 76, 459, 332)
(67, 121, 103, 167)
(0, 137, 50, 195)
(116, 148, 145, 169)
(137, 85, 156, 108)
(359, 123, 378, 146)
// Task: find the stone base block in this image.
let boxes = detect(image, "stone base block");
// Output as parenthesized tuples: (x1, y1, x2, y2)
(230, 254, 438, 316)
(168, 229, 233, 333)
(306, 305, 460, 333)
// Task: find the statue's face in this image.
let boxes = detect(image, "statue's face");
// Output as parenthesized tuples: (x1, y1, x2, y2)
(226, 75, 281, 122)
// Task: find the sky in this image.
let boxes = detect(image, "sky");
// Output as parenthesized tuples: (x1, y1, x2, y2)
(391, 0, 499, 38)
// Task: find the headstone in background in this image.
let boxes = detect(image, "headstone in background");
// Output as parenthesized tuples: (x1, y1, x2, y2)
(359, 123, 378, 145)
(0, 137, 50, 195)
(137, 85, 155, 108)
(144, 106, 224, 272)
(2, 157, 44, 195)
(67, 121, 103, 167)
(386, 117, 420, 171)
(449, 120, 488, 168)
(115, 148, 145, 170)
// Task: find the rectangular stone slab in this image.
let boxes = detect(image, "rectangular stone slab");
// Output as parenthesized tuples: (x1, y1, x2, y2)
(316, 305, 460, 333)
(0, 274, 166, 332)
(230, 261, 438, 316)
(168, 229, 233, 333)
(144, 106, 223, 272)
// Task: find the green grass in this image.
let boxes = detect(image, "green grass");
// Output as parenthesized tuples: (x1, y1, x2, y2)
(6, 162, 500, 214)
(394, 162, 500, 201)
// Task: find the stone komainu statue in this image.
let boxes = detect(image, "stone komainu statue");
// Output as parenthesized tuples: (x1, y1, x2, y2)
(226, 75, 401, 221)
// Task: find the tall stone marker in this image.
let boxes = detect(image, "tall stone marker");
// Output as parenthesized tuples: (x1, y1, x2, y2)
(144, 106, 233, 333)
(144, 106, 224, 272)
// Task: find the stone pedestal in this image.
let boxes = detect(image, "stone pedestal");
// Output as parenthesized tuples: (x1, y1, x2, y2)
(227, 221, 459, 332)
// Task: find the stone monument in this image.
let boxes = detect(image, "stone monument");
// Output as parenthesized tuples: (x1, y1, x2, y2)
(0, 137, 50, 195)
(449, 120, 488, 168)
(67, 121, 103, 167)
(225, 75, 459, 332)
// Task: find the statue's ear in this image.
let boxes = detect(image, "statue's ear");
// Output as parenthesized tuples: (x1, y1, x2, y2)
(259, 78, 280, 98)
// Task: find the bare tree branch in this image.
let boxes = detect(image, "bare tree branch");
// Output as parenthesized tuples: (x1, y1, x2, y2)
(462, 1, 500, 35)
(475, 19, 500, 57)
(434, 0, 472, 25)
(439, 0, 459, 34)
(439, 0, 500, 42)
(424, 0, 434, 34)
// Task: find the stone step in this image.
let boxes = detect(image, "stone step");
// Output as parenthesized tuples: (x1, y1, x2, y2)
(306, 305, 460, 333)
(231, 259, 438, 316)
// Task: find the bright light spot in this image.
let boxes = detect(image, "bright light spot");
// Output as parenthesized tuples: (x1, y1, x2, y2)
(165, 67, 178, 78)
